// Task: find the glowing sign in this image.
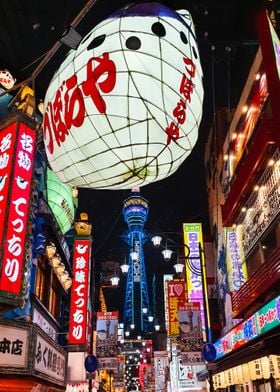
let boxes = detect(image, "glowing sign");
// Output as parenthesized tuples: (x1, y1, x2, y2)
(167, 279, 186, 336)
(0, 122, 36, 294)
(0, 69, 15, 90)
(268, 16, 280, 80)
(43, 3, 203, 190)
(183, 223, 209, 341)
(214, 295, 280, 359)
(47, 168, 75, 234)
(68, 239, 91, 345)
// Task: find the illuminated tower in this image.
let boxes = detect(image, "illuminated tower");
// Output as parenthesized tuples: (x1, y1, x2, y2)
(122, 188, 150, 334)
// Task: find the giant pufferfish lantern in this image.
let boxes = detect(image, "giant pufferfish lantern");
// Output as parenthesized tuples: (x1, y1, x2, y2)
(43, 2, 204, 190)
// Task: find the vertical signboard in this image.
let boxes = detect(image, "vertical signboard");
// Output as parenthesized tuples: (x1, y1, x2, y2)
(96, 311, 119, 358)
(225, 227, 247, 292)
(178, 302, 204, 365)
(154, 351, 169, 392)
(167, 280, 186, 337)
(68, 238, 91, 345)
(163, 274, 173, 336)
(0, 121, 36, 294)
(183, 223, 209, 341)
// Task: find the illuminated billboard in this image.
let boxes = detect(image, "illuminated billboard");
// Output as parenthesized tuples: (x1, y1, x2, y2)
(183, 223, 209, 341)
(68, 238, 91, 345)
(0, 120, 36, 295)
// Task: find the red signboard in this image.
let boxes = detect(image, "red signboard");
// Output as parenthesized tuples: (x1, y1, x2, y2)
(0, 123, 17, 248)
(0, 122, 36, 293)
(167, 279, 186, 336)
(68, 238, 91, 345)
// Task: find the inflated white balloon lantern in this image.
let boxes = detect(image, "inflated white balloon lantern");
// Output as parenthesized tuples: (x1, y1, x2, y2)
(43, 2, 204, 189)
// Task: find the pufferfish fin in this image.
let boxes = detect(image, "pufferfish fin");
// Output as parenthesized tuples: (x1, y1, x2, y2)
(176, 9, 194, 29)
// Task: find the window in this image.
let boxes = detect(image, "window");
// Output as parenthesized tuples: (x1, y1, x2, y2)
(35, 254, 62, 320)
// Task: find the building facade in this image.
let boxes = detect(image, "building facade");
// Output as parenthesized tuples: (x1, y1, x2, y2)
(204, 9, 280, 392)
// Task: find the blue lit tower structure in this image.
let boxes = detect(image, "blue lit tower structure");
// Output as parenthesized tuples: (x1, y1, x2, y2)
(121, 188, 150, 334)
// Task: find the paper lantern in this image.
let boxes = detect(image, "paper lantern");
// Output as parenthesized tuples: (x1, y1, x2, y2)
(232, 366, 239, 385)
(216, 372, 227, 388)
(242, 363, 251, 382)
(47, 168, 75, 234)
(248, 359, 263, 380)
(43, 2, 204, 190)
(269, 355, 280, 378)
(260, 356, 271, 379)
(236, 365, 244, 384)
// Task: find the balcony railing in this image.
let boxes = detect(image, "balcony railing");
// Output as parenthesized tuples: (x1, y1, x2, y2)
(231, 247, 280, 318)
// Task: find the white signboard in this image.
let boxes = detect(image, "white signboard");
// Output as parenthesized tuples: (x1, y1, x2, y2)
(0, 325, 29, 367)
(97, 357, 118, 370)
(33, 308, 57, 340)
(34, 333, 66, 382)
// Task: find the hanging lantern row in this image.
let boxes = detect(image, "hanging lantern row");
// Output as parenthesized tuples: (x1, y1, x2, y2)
(45, 242, 72, 290)
(213, 355, 280, 389)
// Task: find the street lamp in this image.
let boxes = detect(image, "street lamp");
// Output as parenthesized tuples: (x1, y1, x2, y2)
(120, 262, 129, 274)
(151, 232, 211, 343)
(110, 276, 120, 287)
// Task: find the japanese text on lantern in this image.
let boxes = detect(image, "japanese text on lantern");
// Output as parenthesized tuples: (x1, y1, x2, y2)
(68, 239, 91, 345)
(0, 123, 35, 294)
(165, 57, 196, 145)
(43, 52, 116, 155)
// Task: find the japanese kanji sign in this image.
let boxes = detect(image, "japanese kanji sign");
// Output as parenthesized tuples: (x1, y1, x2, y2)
(68, 238, 91, 345)
(167, 279, 186, 337)
(0, 121, 36, 294)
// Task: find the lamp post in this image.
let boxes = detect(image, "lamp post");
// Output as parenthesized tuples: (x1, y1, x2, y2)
(151, 231, 214, 392)
(151, 233, 211, 343)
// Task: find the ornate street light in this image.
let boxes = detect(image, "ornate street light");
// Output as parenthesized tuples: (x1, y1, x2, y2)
(120, 262, 129, 274)
(162, 248, 173, 261)
(151, 235, 162, 247)
(174, 259, 185, 275)
(151, 231, 211, 343)
(110, 276, 120, 287)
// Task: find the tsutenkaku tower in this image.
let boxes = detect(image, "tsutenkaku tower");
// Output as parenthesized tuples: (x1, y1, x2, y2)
(121, 188, 150, 334)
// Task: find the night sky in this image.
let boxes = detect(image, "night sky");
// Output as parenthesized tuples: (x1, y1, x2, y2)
(0, 0, 268, 309)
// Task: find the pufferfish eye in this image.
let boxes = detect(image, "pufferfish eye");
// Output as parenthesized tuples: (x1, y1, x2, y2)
(192, 46, 198, 59)
(125, 36, 141, 50)
(180, 31, 188, 44)
(151, 22, 166, 37)
(87, 34, 106, 50)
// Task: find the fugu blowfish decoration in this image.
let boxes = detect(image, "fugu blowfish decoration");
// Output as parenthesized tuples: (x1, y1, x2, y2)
(43, 2, 204, 190)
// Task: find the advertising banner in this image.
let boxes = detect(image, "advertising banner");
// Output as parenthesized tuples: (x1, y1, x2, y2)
(154, 351, 169, 392)
(225, 227, 247, 292)
(96, 311, 119, 358)
(68, 238, 91, 345)
(183, 223, 209, 341)
(215, 294, 280, 359)
(0, 121, 36, 294)
(167, 280, 186, 336)
(178, 302, 204, 365)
